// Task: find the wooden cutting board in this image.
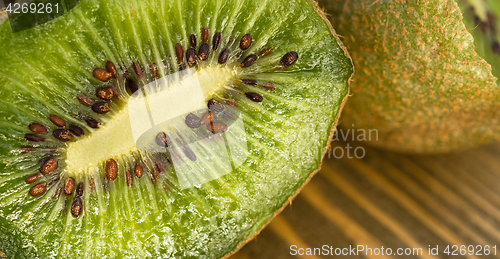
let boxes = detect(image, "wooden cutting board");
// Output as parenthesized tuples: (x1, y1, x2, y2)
(230, 141, 500, 258)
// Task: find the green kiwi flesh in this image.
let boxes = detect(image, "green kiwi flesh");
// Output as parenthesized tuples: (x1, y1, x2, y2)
(322, 0, 500, 153)
(0, 0, 352, 258)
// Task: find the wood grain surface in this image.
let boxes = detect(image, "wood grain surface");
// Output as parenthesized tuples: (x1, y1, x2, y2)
(230, 141, 500, 258)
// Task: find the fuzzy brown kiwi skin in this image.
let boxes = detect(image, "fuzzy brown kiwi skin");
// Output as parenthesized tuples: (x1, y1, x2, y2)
(222, 0, 353, 257)
(320, 0, 500, 154)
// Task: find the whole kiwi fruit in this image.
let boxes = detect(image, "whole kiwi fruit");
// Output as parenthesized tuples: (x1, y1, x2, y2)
(320, 0, 500, 153)
(0, 0, 352, 258)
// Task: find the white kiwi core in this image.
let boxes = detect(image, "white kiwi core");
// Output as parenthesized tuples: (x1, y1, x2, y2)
(64, 67, 237, 174)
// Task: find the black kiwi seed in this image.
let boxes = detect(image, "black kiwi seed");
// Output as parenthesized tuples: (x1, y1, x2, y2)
(96, 87, 114, 101)
(127, 79, 139, 94)
(239, 34, 252, 50)
(29, 123, 48, 134)
(225, 99, 239, 107)
(206, 122, 228, 134)
(241, 79, 257, 85)
(149, 63, 158, 78)
(85, 118, 100, 129)
(154, 157, 165, 173)
(71, 197, 82, 217)
(76, 182, 84, 197)
(218, 48, 230, 64)
(53, 129, 71, 142)
(207, 98, 224, 112)
(106, 61, 117, 78)
(105, 159, 118, 181)
(200, 111, 214, 125)
(202, 28, 209, 43)
(183, 145, 197, 161)
(185, 113, 201, 128)
(280, 51, 299, 66)
(133, 61, 143, 78)
(25, 134, 45, 142)
(198, 43, 210, 61)
(134, 163, 143, 178)
(126, 170, 133, 187)
(156, 132, 171, 147)
(262, 82, 275, 91)
(77, 94, 93, 107)
(25, 173, 41, 184)
(241, 54, 258, 67)
(259, 47, 272, 57)
(186, 48, 198, 67)
(190, 34, 197, 48)
(64, 177, 76, 195)
(68, 125, 84, 136)
(93, 68, 111, 81)
(29, 182, 47, 196)
(179, 63, 187, 71)
(92, 102, 110, 114)
(40, 158, 58, 174)
(49, 114, 66, 128)
(245, 92, 264, 102)
(213, 32, 221, 51)
(175, 43, 184, 63)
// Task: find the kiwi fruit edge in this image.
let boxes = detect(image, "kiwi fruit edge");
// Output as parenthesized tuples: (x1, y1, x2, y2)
(0, 0, 353, 258)
(223, 4, 353, 258)
(320, 0, 500, 153)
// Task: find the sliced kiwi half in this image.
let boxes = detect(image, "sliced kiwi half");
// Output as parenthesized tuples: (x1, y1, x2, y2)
(0, 0, 352, 257)
(321, 0, 500, 153)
